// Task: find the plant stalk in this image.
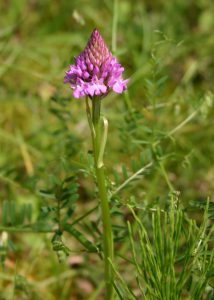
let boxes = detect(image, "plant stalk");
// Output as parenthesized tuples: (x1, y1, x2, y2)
(87, 97, 114, 300)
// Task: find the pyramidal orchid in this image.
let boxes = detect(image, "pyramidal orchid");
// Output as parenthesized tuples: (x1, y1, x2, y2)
(64, 29, 128, 300)
(64, 28, 128, 99)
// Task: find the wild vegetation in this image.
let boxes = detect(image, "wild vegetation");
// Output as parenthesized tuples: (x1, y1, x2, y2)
(0, 0, 213, 299)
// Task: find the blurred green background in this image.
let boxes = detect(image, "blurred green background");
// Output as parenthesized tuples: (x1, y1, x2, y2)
(0, 0, 214, 299)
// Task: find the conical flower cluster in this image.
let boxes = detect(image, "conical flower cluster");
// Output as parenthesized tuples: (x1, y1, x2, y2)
(64, 29, 128, 99)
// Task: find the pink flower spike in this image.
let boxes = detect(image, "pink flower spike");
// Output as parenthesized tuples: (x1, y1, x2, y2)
(64, 29, 128, 99)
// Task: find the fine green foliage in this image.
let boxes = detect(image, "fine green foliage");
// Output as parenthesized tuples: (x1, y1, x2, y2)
(0, 0, 214, 299)
(113, 199, 214, 299)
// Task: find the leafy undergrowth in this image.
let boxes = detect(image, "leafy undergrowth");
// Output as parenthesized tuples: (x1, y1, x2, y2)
(0, 0, 213, 299)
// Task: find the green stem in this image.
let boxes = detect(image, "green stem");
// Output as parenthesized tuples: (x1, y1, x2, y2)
(88, 97, 114, 300)
(112, 0, 118, 54)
